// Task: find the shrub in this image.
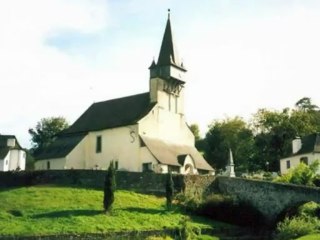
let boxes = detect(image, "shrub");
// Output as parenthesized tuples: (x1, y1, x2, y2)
(179, 216, 201, 240)
(276, 216, 319, 240)
(103, 161, 116, 212)
(274, 160, 320, 186)
(298, 202, 320, 218)
(165, 171, 174, 209)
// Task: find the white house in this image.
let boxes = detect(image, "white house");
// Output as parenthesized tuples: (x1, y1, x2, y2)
(0, 135, 26, 171)
(34, 13, 214, 175)
(280, 133, 320, 174)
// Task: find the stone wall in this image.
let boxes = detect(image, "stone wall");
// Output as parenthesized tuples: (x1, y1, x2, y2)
(0, 170, 186, 193)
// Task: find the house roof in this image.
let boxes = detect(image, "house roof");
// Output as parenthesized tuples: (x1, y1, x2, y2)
(295, 133, 320, 155)
(141, 136, 214, 171)
(63, 92, 156, 134)
(0, 135, 23, 160)
(0, 148, 9, 159)
(34, 133, 86, 160)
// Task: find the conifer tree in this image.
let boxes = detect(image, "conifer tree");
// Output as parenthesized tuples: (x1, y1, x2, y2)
(166, 171, 174, 209)
(103, 161, 116, 212)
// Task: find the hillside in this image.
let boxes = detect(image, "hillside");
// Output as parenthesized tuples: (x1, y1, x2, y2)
(0, 185, 230, 238)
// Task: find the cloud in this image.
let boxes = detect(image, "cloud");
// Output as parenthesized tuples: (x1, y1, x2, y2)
(0, 0, 109, 146)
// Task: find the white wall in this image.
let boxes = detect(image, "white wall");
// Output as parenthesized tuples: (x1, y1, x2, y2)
(280, 152, 320, 174)
(65, 136, 87, 169)
(85, 125, 141, 171)
(35, 158, 66, 170)
(179, 155, 198, 175)
(0, 150, 26, 171)
(139, 105, 194, 146)
(139, 146, 158, 172)
(0, 160, 4, 171)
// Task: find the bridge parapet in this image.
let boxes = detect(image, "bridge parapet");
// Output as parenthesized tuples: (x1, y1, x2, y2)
(213, 176, 320, 224)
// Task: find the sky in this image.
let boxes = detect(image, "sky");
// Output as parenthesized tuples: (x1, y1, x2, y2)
(1, 0, 320, 148)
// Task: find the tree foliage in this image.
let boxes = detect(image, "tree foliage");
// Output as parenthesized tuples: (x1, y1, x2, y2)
(202, 97, 320, 173)
(103, 161, 116, 212)
(29, 117, 69, 155)
(204, 117, 255, 171)
(189, 123, 201, 141)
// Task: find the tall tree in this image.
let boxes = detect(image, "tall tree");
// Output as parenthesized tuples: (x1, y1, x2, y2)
(29, 117, 69, 155)
(295, 97, 319, 112)
(165, 171, 174, 210)
(189, 123, 201, 141)
(103, 161, 116, 213)
(204, 117, 255, 172)
(252, 98, 320, 172)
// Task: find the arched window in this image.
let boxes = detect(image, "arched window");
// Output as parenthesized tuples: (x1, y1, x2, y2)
(47, 161, 50, 170)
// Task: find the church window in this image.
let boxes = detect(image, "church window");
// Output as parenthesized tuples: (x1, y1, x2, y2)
(286, 160, 290, 169)
(300, 157, 308, 165)
(142, 162, 152, 172)
(168, 165, 180, 173)
(47, 161, 50, 170)
(96, 136, 102, 153)
(168, 94, 171, 111)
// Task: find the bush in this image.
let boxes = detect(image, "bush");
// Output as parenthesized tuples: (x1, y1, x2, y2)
(276, 216, 319, 240)
(274, 160, 319, 186)
(165, 172, 174, 209)
(103, 161, 116, 212)
(276, 202, 320, 240)
(298, 202, 320, 218)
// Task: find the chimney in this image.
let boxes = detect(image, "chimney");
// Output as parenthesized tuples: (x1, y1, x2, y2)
(7, 138, 16, 147)
(292, 137, 302, 154)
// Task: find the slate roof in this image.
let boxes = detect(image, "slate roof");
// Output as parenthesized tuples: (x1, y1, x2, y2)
(141, 136, 214, 171)
(0, 135, 23, 160)
(295, 133, 320, 155)
(34, 133, 86, 160)
(63, 92, 156, 134)
(35, 93, 156, 160)
(157, 15, 185, 70)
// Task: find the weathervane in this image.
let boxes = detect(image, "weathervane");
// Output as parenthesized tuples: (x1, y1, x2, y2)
(168, 8, 170, 19)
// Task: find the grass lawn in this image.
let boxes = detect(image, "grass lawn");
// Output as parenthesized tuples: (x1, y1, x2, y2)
(295, 234, 320, 240)
(0, 185, 229, 237)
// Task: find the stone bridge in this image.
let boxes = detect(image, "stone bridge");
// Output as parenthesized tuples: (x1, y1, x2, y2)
(211, 176, 320, 224)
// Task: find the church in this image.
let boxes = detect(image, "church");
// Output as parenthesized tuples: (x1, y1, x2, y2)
(34, 13, 214, 175)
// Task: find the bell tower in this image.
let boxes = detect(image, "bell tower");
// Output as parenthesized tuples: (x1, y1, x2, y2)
(149, 10, 187, 115)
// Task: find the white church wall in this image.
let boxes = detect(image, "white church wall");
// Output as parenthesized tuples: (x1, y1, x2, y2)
(139, 145, 158, 172)
(139, 105, 194, 146)
(84, 125, 141, 171)
(35, 158, 66, 170)
(65, 136, 87, 169)
(180, 155, 198, 175)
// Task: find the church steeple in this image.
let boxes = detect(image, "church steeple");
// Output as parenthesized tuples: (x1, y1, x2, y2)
(149, 10, 187, 114)
(157, 10, 182, 68)
(149, 9, 186, 82)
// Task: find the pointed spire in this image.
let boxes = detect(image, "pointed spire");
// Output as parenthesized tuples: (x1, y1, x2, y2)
(148, 58, 156, 69)
(157, 10, 183, 68)
(228, 149, 236, 178)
